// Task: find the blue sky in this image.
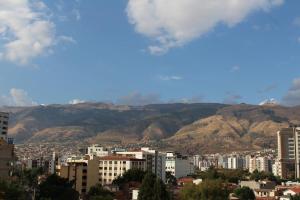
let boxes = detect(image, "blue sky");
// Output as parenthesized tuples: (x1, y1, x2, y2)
(0, 0, 300, 106)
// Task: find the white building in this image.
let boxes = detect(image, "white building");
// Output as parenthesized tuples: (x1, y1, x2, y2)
(87, 144, 109, 159)
(116, 147, 166, 182)
(165, 152, 193, 178)
(249, 156, 270, 173)
(227, 155, 244, 169)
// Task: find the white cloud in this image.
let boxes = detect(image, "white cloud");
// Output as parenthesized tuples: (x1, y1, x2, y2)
(58, 35, 77, 44)
(127, 0, 284, 54)
(0, 0, 55, 64)
(158, 75, 183, 81)
(0, 88, 37, 107)
(282, 78, 300, 106)
(69, 99, 86, 105)
(72, 9, 81, 21)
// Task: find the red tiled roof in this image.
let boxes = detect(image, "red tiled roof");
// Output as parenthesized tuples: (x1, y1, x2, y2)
(291, 187, 300, 194)
(177, 177, 194, 183)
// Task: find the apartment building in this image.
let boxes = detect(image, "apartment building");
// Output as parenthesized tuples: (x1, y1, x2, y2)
(0, 139, 14, 179)
(227, 155, 244, 169)
(87, 144, 109, 159)
(0, 112, 9, 142)
(249, 156, 270, 173)
(116, 147, 166, 182)
(0, 112, 14, 179)
(57, 156, 99, 195)
(277, 127, 300, 179)
(165, 152, 194, 178)
(99, 156, 145, 185)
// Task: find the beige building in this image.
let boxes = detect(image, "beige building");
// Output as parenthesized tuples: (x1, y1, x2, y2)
(99, 155, 146, 185)
(277, 127, 300, 179)
(57, 156, 99, 195)
(0, 112, 9, 141)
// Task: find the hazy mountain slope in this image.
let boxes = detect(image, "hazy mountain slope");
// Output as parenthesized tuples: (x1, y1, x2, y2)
(2, 103, 300, 153)
(167, 104, 300, 153)
(1, 102, 226, 144)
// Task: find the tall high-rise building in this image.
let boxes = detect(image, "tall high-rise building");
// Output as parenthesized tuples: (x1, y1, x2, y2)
(277, 127, 300, 179)
(0, 112, 14, 179)
(0, 112, 9, 142)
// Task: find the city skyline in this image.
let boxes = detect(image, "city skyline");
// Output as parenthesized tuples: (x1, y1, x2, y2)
(1, 0, 300, 106)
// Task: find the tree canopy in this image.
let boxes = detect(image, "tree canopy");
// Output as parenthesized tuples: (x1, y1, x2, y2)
(234, 187, 255, 200)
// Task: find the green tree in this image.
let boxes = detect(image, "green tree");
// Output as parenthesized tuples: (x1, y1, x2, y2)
(113, 169, 146, 188)
(138, 172, 170, 200)
(0, 179, 28, 200)
(87, 184, 114, 200)
(291, 195, 300, 200)
(38, 174, 79, 200)
(166, 171, 177, 186)
(179, 179, 229, 200)
(234, 187, 255, 200)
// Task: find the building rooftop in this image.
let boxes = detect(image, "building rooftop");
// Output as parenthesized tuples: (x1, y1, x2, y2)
(100, 156, 145, 161)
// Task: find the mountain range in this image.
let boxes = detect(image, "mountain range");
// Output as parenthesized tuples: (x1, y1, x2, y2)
(2, 102, 300, 153)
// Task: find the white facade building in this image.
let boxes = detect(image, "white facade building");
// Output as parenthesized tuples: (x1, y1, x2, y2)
(87, 144, 109, 159)
(165, 152, 193, 178)
(249, 156, 270, 173)
(116, 147, 166, 182)
(227, 156, 244, 169)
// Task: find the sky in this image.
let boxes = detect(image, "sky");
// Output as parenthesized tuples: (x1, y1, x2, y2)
(1, 0, 300, 106)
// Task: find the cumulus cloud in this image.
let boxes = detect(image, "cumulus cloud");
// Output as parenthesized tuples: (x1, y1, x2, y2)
(0, 0, 55, 64)
(116, 92, 161, 106)
(126, 0, 284, 54)
(158, 75, 183, 81)
(0, 88, 37, 107)
(69, 99, 86, 105)
(282, 78, 300, 106)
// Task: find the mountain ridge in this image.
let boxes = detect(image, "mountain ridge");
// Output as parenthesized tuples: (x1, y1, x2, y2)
(2, 102, 299, 153)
